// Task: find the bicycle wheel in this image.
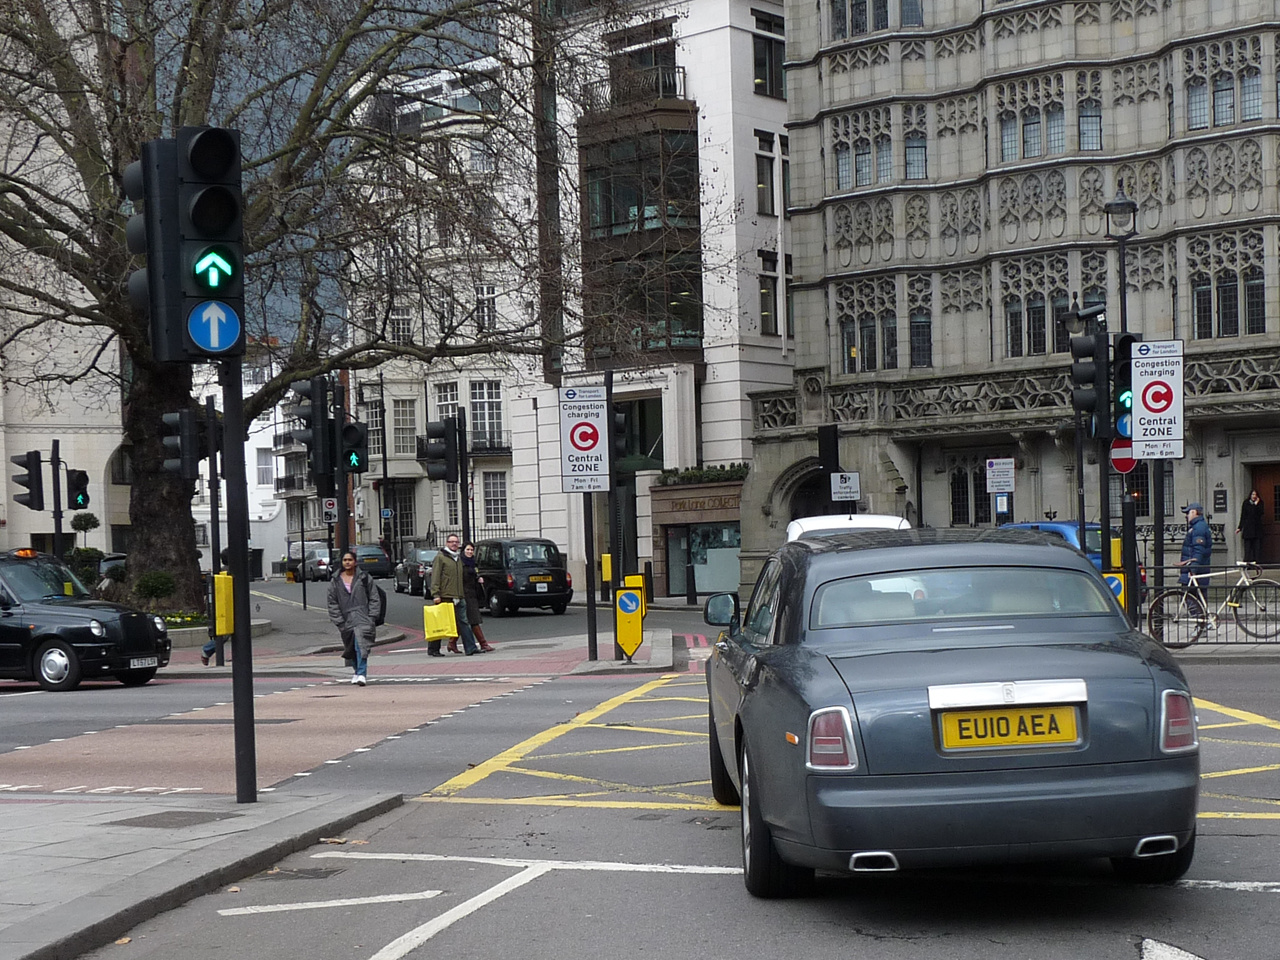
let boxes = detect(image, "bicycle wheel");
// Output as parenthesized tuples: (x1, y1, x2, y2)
(1232, 578, 1280, 638)
(1147, 589, 1207, 649)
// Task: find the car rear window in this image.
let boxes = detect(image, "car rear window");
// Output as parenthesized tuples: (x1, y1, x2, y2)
(505, 543, 561, 565)
(811, 566, 1116, 629)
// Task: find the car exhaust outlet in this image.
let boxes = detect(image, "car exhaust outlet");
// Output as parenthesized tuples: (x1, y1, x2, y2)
(1133, 835, 1178, 858)
(849, 851, 899, 872)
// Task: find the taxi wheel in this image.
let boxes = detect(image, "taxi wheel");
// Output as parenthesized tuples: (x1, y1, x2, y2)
(35, 639, 83, 692)
(1111, 831, 1196, 883)
(115, 668, 157, 687)
(550, 603, 567, 615)
(394, 578, 405, 594)
(740, 739, 813, 898)
(488, 591, 508, 617)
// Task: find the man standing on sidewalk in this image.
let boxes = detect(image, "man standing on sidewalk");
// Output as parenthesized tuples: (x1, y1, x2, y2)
(431, 535, 479, 656)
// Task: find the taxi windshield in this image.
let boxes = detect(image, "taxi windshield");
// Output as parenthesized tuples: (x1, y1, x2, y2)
(0, 557, 91, 601)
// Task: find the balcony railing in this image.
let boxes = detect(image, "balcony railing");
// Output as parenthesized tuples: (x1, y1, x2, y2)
(582, 65, 686, 115)
(274, 474, 315, 497)
(469, 430, 512, 455)
(273, 430, 306, 453)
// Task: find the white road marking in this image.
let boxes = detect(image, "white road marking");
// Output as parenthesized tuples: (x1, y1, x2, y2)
(0, 690, 42, 699)
(313, 850, 741, 874)
(1141, 939, 1206, 960)
(1179, 879, 1280, 893)
(219, 890, 442, 916)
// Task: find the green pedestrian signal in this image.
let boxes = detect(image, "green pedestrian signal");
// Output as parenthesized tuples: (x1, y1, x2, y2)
(341, 422, 369, 474)
(66, 469, 91, 509)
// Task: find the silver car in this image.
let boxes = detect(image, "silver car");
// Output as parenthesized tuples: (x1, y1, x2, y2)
(704, 528, 1199, 897)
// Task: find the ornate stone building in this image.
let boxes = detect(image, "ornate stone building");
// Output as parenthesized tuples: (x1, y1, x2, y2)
(742, 0, 1280, 584)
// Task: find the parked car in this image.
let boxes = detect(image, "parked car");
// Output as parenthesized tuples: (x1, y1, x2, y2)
(394, 548, 438, 596)
(1001, 522, 1147, 585)
(703, 527, 1199, 898)
(302, 548, 336, 582)
(785, 513, 910, 541)
(474, 538, 573, 615)
(0, 548, 171, 691)
(353, 544, 393, 578)
(98, 553, 128, 578)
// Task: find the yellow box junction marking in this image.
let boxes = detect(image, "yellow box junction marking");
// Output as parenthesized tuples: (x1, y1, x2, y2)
(1193, 698, 1280, 820)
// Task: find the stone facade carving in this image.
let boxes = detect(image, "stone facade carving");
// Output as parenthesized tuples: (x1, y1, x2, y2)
(1111, 59, 1163, 106)
(998, 170, 1067, 244)
(1181, 35, 1261, 82)
(936, 95, 980, 138)
(992, 4, 1064, 40)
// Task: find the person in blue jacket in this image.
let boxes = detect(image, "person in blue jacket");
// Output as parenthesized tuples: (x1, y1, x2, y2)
(1178, 502, 1213, 603)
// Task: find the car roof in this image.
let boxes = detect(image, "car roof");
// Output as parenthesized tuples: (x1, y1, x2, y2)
(355, 545, 386, 554)
(785, 527, 1095, 575)
(785, 514, 910, 541)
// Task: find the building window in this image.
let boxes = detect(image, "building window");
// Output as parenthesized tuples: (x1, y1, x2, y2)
(366, 399, 384, 457)
(482, 471, 508, 525)
(1005, 298, 1023, 358)
(756, 153, 775, 215)
(1078, 99, 1102, 149)
(1000, 114, 1017, 163)
(474, 285, 496, 332)
(1022, 108, 1041, 159)
(1217, 271, 1239, 337)
(389, 311, 413, 345)
(1187, 80, 1208, 130)
(435, 382, 458, 421)
(881, 314, 898, 370)
(949, 468, 970, 526)
(392, 398, 416, 455)
(445, 480, 459, 526)
(469, 138, 496, 174)
(1046, 105, 1065, 153)
(759, 252, 779, 336)
(1115, 460, 1175, 520)
(1192, 277, 1213, 340)
(900, 0, 923, 27)
(1245, 271, 1266, 334)
(834, 143, 852, 191)
(859, 315, 877, 372)
(1241, 69, 1262, 121)
(872, 0, 887, 29)
(753, 13, 785, 99)
(256, 448, 273, 487)
(470, 380, 503, 444)
(832, 0, 867, 38)
(854, 140, 872, 186)
(1052, 293, 1071, 353)
(1213, 74, 1235, 126)
(1026, 293, 1047, 355)
(780, 135, 791, 211)
(950, 464, 990, 526)
(841, 321, 858, 374)
(904, 133, 927, 180)
(875, 137, 892, 182)
(392, 485, 416, 541)
(909, 311, 932, 367)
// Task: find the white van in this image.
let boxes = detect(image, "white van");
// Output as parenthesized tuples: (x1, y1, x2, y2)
(785, 513, 911, 542)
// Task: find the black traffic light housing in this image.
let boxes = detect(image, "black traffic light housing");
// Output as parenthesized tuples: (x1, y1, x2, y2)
(291, 377, 334, 493)
(66, 469, 91, 509)
(1111, 332, 1141, 439)
(424, 418, 459, 484)
(341, 421, 369, 474)
(124, 139, 183, 362)
(610, 406, 627, 470)
(161, 410, 201, 481)
(10, 450, 44, 511)
(1069, 333, 1111, 441)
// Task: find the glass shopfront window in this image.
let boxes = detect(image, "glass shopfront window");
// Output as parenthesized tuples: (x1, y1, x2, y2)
(666, 522, 741, 595)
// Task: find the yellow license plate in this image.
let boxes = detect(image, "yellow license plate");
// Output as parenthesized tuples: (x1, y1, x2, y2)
(529, 575, 552, 582)
(939, 705, 1079, 750)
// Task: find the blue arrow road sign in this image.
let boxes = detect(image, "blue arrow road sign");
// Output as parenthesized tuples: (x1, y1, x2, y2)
(188, 300, 241, 354)
(618, 591, 641, 615)
(1104, 575, 1123, 597)
(1116, 412, 1132, 439)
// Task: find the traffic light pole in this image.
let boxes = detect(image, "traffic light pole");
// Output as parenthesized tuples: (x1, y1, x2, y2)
(207, 396, 227, 666)
(50, 439, 64, 558)
(220, 359, 257, 804)
(458, 411, 471, 548)
(334, 377, 349, 555)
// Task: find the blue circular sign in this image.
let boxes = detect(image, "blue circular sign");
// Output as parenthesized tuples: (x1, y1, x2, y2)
(1104, 575, 1123, 597)
(618, 591, 641, 614)
(187, 300, 242, 354)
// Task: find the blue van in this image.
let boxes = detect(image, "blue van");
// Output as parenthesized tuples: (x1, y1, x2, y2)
(1000, 521, 1120, 572)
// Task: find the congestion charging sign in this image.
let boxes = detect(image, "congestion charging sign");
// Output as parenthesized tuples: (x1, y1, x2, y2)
(559, 386, 609, 492)
(1131, 340, 1184, 459)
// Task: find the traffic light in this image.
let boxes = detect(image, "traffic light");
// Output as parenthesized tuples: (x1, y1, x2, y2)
(1112, 332, 1141, 439)
(176, 126, 245, 358)
(341, 422, 369, 473)
(161, 410, 200, 481)
(291, 377, 333, 492)
(124, 139, 183, 362)
(10, 450, 44, 511)
(1069, 333, 1111, 441)
(66, 470, 91, 509)
(610, 406, 627, 470)
(423, 418, 459, 483)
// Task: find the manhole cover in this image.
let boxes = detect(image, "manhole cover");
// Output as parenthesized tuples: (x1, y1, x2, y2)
(107, 810, 243, 829)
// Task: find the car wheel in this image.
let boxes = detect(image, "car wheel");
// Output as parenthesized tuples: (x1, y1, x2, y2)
(411, 581, 422, 598)
(115, 667, 157, 687)
(1111, 832, 1196, 884)
(708, 708, 740, 806)
(550, 603, 567, 615)
(35, 639, 82, 692)
(740, 739, 813, 898)
(488, 591, 507, 617)
(394, 578, 404, 594)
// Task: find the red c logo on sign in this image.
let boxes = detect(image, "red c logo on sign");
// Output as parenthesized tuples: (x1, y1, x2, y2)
(569, 421, 600, 451)
(1142, 380, 1174, 413)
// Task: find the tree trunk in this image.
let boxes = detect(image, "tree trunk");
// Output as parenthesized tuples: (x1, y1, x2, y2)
(123, 358, 205, 612)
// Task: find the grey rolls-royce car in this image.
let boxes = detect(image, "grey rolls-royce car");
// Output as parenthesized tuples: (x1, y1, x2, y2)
(704, 528, 1199, 898)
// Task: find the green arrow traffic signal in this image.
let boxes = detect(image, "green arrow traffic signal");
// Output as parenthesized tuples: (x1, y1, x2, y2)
(193, 247, 236, 291)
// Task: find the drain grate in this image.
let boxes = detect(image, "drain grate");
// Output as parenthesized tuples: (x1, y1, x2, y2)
(107, 810, 243, 829)
(253, 866, 345, 882)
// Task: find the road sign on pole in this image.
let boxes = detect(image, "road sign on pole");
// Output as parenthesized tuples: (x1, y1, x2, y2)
(830, 472, 860, 502)
(1132, 340, 1184, 459)
(1110, 437, 1137, 475)
(559, 386, 609, 493)
(322, 497, 338, 524)
(986, 457, 1015, 493)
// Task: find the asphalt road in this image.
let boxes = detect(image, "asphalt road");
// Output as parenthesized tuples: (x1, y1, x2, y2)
(57, 661, 1280, 960)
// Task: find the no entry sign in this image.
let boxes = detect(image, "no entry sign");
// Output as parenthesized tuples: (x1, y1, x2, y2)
(1110, 437, 1136, 474)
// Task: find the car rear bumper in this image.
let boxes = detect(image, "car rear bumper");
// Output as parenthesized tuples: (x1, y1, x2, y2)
(780, 757, 1199, 871)
(503, 588, 573, 608)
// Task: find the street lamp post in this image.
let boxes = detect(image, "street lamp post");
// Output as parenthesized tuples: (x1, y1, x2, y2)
(1105, 184, 1141, 621)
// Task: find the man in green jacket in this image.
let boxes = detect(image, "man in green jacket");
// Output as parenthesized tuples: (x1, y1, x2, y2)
(431, 534, 478, 656)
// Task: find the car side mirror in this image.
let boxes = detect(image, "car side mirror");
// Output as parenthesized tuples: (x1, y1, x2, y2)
(704, 592, 740, 631)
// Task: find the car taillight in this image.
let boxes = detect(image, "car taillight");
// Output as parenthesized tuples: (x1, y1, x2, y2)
(506, 573, 515, 589)
(566, 572, 573, 588)
(806, 707, 858, 770)
(1161, 690, 1198, 753)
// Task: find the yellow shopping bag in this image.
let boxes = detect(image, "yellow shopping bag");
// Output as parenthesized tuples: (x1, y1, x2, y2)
(422, 601, 457, 641)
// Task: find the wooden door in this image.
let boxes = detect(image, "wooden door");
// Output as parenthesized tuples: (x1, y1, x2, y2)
(1248, 463, 1280, 564)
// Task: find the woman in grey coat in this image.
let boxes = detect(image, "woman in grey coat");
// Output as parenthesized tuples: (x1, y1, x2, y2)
(326, 551, 382, 685)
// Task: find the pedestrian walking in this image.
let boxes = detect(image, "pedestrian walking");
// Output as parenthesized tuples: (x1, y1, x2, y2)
(326, 551, 382, 685)
(1237, 488, 1265, 564)
(430, 534, 479, 656)
(463, 542, 495, 653)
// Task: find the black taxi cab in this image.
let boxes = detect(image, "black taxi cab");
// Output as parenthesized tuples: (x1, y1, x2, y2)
(0, 549, 171, 691)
